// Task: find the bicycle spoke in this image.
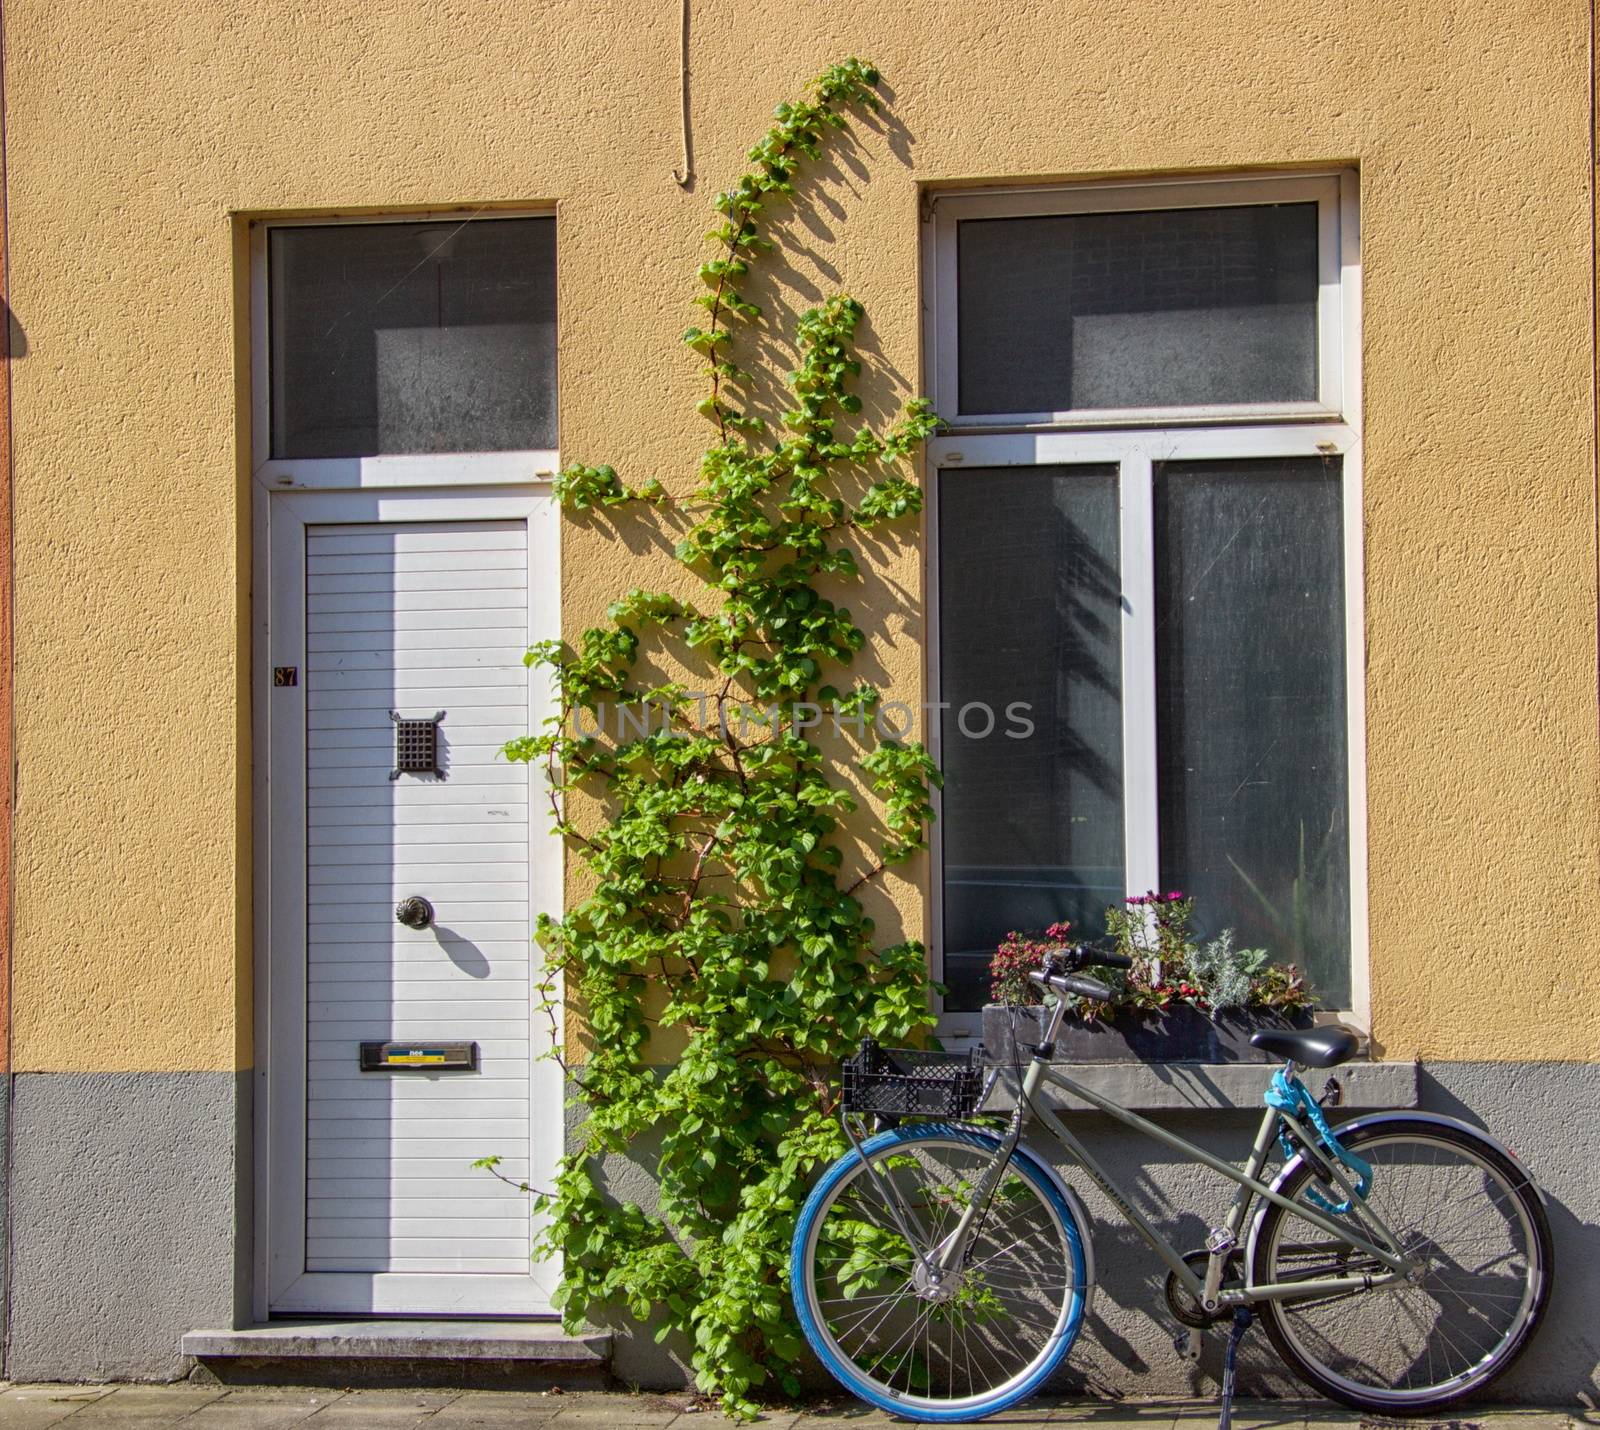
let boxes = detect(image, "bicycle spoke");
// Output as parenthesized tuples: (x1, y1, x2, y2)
(802, 1134, 1082, 1409)
(1262, 1129, 1543, 1406)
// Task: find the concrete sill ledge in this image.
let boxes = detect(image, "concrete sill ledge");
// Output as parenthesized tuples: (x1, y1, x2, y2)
(986, 1059, 1419, 1112)
(182, 1320, 612, 1365)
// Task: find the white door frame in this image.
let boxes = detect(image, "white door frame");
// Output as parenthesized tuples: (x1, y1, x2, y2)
(252, 484, 564, 1318)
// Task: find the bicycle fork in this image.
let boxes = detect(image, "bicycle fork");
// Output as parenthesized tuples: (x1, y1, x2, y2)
(930, 1108, 1029, 1276)
(925, 1069, 1039, 1280)
(839, 1097, 1029, 1288)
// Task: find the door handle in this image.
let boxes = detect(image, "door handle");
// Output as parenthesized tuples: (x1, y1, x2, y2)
(395, 896, 435, 931)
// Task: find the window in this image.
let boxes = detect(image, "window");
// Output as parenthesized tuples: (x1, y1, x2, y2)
(256, 214, 557, 477)
(956, 203, 1319, 414)
(927, 173, 1363, 1022)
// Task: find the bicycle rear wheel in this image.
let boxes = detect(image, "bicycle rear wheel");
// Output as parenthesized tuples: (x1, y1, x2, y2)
(791, 1122, 1088, 1422)
(1251, 1118, 1552, 1411)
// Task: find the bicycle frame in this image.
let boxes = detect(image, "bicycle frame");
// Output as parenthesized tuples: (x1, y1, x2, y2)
(893, 1011, 1418, 1314)
(1016, 1058, 1411, 1308)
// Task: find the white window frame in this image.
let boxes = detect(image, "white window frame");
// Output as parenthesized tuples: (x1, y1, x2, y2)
(248, 210, 560, 491)
(923, 171, 1366, 1041)
(929, 172, 1348, 431)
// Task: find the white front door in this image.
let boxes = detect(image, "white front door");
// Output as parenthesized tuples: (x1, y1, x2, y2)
(260, 488, 560, 1316)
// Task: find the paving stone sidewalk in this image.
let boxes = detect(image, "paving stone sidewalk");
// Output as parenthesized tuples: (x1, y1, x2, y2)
(0, 1388, 1586, 1430)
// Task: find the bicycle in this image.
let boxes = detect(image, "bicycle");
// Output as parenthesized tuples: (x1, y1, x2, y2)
(790, 946, 1553, 1424)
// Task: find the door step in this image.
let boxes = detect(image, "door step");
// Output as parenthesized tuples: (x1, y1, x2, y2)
(182, 1321, 612, 1390)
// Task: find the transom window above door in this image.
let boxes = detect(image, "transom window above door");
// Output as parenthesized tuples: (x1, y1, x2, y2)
(256, 214, 557, 484)
(925, 172, 1364, 1024)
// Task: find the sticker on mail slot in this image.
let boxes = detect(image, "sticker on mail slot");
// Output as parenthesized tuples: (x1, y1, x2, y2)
(359, 1041, 478, 1072)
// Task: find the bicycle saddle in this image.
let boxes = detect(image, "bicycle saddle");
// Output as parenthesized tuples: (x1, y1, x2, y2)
(1248, 1025, 1359, 1068)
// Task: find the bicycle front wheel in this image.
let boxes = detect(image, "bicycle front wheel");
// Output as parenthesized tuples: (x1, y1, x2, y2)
(791, 1122, 1088, 1422)
(1251, 1118, 1552, 1411)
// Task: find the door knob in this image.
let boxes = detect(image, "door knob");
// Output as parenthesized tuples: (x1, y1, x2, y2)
(395, 896, 435, 930)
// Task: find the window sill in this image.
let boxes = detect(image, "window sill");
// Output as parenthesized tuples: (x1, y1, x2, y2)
(978, 1057, 1418, 1113)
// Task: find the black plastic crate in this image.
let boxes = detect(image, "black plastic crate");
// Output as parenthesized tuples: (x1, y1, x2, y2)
(841, 1042, 983, 1118)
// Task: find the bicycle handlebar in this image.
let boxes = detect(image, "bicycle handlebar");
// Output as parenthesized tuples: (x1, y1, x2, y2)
(1024, 943, 1133, 1003)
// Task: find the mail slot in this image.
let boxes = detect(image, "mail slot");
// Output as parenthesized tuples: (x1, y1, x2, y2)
(360, 1041, 478, 1072)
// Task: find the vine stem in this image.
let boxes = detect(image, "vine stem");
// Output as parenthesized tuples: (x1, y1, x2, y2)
(842, 860, 886, 898)
(544, 696, 600, 853)
(714, 676, 751, 792)
(679, 830, 721, 924)
(478, 1160, 555, 1201)
(702, 216, 753, 445)
(534, 965, 593, 1097)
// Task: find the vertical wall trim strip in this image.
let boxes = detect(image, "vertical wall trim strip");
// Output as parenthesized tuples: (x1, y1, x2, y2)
(0, 0, 11, 1070)
(0, 0, 16, 1373)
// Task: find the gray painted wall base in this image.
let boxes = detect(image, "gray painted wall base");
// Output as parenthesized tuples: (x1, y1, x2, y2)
(3, 1060, 1593, 1402)
(570, 1061, 1600, 1403)
(5, 1070, 248, 1383)
(0, 1072, 9, 1379)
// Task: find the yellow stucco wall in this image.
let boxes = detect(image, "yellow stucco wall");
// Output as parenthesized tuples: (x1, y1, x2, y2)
(4, 0, 1594, 1072)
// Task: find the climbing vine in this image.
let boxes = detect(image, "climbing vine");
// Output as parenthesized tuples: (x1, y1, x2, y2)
(481, 59, 941, 1418)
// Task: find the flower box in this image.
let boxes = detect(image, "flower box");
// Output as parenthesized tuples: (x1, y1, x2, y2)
(981, 1002, 1315, 1066)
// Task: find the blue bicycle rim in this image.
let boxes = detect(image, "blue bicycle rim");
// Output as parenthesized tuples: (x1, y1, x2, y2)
(790, 1121, 1087, 1422)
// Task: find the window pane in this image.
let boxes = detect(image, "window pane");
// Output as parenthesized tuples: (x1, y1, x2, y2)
(1154, 458, 1349, 1007)
(939, 467, 1124, 1011)
(957, 203, 1318, 415)
(270, 218, 557, 458)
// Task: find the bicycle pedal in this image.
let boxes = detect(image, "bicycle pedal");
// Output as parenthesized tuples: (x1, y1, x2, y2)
(1173, 1328, 1203, 1362)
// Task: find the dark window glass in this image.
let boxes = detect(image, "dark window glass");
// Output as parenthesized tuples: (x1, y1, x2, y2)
(1154, 458, 1350, 1007)
(938, 467, 1124, 1011)
(956, 203, 1318, 415)
(270, 218, 557, 458)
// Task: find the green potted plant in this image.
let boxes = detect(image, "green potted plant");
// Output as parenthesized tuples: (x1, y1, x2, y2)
(983, 892, 1317, 1064)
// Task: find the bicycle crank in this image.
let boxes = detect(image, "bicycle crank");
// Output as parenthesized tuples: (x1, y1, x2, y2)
(1164, 1248, 1242, 1328)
